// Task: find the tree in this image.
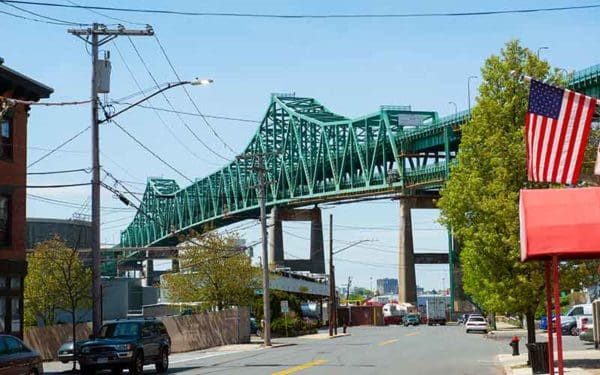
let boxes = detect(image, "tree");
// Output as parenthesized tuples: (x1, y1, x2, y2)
(162, 232, 260, 311)
(438, 40, 599, 343)
(25, 238, 92, 369)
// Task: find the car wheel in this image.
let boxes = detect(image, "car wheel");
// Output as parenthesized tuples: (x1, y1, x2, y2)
(81, 365, 95, 375)
(155, 347, 169, 373)
(60, 361, 68, 364)
(111, 366, 123, 375)
(570, 326, 579, 336)
(129, 352, 144, 375)
(466, 329, 470, 333)
(28, 369, 38, 375)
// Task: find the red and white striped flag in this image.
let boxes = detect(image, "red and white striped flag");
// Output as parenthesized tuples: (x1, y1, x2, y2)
(526, 79, 597, 184)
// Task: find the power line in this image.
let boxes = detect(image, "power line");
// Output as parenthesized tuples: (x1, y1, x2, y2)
(110, 101, 260, 124)
(126, 36, 231, 161)
(26, 182, 91, 188)
(27, 167, 90, 175)
(0, 7, 69, 25)
(64, 0, 145, 26)
(154, 34, 237, 154)
(1, 0, 89, 25)
(3, 1, 599, 19)
(111, 40, 220, 166)
(27, 125, 90, 168)
(109, 118, 193, 183)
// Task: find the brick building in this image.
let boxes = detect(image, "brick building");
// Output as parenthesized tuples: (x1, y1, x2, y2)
(0, 59, 52, 337)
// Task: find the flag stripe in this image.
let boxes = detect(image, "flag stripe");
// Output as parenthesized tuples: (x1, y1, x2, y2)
(563, 94, 589, 183)
(535, 116, 550, 181)
(570, 97, 597, 183)
(525, 113, 534, 181)
(540, 117, 557, 182)
(549, 91, 575, 183)
(558, 93, 585, 183)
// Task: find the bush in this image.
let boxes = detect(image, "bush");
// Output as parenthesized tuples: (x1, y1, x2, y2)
(270, 316, 318, 337)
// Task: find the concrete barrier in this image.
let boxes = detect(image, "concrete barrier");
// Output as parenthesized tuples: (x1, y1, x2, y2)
(24, 323, 91, 361)
(23, 308, 250, 361)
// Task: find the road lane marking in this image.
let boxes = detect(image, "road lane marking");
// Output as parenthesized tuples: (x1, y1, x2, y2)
(378, 339, 399, 346)
(405, 332, 419, 337)
(272, 359, 328, 375)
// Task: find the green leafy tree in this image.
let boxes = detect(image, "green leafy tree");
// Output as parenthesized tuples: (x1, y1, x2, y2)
(25, 238, 92, 369)
(162, 232, 260, 311)
(438, 40, 599, 343)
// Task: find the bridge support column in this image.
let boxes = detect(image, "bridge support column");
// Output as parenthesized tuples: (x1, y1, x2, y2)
(450, 239, 468, 312)
(398, 197, 436, 305)
(269, 206, 284, 269)
(267, 206, 325, 274)
(144, 255, 154, 287)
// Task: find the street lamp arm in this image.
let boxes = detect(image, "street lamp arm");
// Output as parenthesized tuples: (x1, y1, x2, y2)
(333, 239, 372, 255)
(99, 79, 212, 123)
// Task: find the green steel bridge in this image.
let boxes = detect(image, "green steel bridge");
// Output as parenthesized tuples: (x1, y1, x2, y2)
(119, 64, 600, 248)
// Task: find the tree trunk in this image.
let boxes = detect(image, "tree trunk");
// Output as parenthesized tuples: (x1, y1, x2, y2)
(526, 311, 536, 344)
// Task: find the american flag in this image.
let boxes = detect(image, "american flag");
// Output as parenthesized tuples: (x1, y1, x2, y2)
(526, 79, 597, 184)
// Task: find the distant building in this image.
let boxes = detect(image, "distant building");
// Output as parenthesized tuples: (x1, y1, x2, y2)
(0, 60, 52, 337)
(376, 278, 398, 295)
(416, 286, 425, 296)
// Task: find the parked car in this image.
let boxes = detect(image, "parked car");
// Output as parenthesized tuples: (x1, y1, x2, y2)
(560, 319, 579, 336)
(403, 314, 420, 327)
(250, 317, 258, 335)
(0, 334, 44, 375)
(57, 340, 87, 364)
(78, 318, 171, 375)
(465, 316, 488, 334)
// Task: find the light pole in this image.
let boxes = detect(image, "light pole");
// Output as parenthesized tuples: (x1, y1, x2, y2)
(442, 277, 446, 295)
(537, 46, 549, 59)
(467, 76, 477, 118)
(370, 276, 373, 295)
(448, 101, 458, 117)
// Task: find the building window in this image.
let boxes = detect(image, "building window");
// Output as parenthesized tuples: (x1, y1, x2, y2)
(0, 195, 9, 246)
(9, 277, 20, 289)
(0, 118, 12, 161)
(10, 297, 20, 333)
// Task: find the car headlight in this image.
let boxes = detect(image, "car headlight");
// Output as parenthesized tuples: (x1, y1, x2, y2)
(114, 344, 134, 351)
(81, 347, 90, 354)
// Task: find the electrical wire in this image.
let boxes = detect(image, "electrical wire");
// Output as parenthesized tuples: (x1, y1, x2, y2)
(126, 36, 231, 161)
(64, 0, 145, 26)
(27, 167, 90, 175)
(111, 101, 260, 124)
(1, 96, 91, 106)
(1, 0, 89, 25)
(111, 41, 219, 166)
(109, 118, 193, 183)
(27, 125, 90, 168)
(26, 182, 91, 188)
(0, 7, 69, 25)
(3, 1, 599, 19)
(154, 34, 237, 154)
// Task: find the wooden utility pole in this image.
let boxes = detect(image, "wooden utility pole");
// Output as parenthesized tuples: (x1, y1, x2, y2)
(68, 23, 154, 336)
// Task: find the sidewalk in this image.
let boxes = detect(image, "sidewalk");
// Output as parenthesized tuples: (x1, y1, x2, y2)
(492, 322, 600, 374)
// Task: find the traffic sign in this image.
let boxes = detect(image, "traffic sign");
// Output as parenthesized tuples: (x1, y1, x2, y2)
(280, 300, 289, 313)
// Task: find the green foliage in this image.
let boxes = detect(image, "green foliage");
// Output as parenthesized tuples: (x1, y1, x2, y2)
(24, 238, 92, 327)
(161, 232, 260, 311)
(438, 40, 599, 321)
(253, 290, 301, 321)
(270, 316, 318, 337)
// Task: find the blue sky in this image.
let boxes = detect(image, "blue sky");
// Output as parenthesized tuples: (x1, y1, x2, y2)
(3, 0, 600, 290)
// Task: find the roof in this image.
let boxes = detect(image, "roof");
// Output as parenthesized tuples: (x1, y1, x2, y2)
(0, 59, 53, 101)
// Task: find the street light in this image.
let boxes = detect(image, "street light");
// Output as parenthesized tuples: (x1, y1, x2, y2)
(537, 46, 549, 58)
(467, 76, 478, 118)
(448, 101, 458, 117)
(101, 79, 213, 123)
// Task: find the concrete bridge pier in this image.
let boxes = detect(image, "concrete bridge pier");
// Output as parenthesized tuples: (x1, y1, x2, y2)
(398, 197, 436, 305)
(268, 206, 325, 274)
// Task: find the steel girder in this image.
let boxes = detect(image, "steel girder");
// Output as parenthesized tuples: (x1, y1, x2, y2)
(120, 95, 469, 247)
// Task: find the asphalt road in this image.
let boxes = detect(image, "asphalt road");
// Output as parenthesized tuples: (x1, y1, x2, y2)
(166, 324, 506, 375)
(47, 324, 542, 375)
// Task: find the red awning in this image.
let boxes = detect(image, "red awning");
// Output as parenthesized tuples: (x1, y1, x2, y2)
(520, 187, 600, 261)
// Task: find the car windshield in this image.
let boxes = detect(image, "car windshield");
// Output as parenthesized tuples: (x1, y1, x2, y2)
(469, 317, 485, 322)
(98, 322, 141, 338)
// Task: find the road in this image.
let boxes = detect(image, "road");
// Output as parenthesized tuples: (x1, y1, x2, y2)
(161, 324, 505, 374)
(46, 324, 537, 374)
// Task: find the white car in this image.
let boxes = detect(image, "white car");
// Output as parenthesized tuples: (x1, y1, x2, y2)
(465, 316, 488, 333)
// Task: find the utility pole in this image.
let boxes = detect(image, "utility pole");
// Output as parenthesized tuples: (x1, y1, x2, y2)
(68, 23, 154, 336)
(328, 213, 337, 336)
(237, 152, 275, 346)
